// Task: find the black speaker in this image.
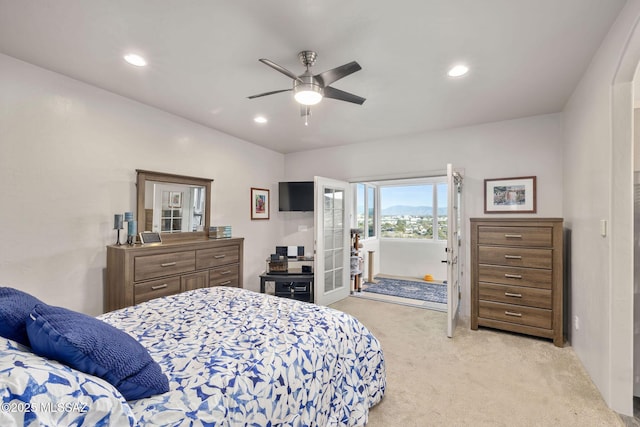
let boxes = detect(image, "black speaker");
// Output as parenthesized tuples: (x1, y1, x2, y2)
(276, 246, 287, 257)
(297, 246, 304, 257)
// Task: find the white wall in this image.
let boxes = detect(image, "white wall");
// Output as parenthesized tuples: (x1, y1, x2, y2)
(284, 113, 564, 319)
(0, 53, 286, 316)
(562, 0, 640, 415)
(379, 240, 447, 281)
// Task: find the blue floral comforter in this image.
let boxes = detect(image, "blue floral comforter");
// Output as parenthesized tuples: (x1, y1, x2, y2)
(100, 286, 386, 426)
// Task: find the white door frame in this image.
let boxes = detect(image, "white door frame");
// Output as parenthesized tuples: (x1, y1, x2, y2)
(314, 176, 352, 306)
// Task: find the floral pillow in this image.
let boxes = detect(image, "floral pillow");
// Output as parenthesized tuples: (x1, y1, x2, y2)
(0, 337, 136, 426)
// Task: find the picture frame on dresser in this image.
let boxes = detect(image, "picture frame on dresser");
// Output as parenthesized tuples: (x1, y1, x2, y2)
(250, 187, 270, 220)
(484, 176, 536, 213)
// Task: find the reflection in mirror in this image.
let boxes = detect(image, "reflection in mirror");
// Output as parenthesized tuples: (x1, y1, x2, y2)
(136, 170, 212, 242)
(144, 181, 206, 233)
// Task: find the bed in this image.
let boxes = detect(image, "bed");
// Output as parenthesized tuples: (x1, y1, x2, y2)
(0, 286, 386, 426)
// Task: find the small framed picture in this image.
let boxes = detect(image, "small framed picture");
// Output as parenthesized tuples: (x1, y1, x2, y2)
(484, 176, 537, 213)
(139, 231, 162, 244)
(251, 187, 270, 220)
(169, 191, 182, 208)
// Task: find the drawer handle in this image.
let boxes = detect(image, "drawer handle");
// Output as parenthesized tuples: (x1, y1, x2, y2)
(505, 311, 522, 317)
(160, 262, 177, 267)
(504, 292, 523, 298)
(220, 270, 232, 275)
(151, 284, 168, 291)
(504, 274, 522, 279)
(504, 255, 522, 260)
(504, 234, 522, 238)
(219, 280, 232, 286)
(214, 255, 226, 259)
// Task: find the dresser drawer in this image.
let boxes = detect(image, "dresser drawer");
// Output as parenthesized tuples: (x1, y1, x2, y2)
(134, 277, 181, 304)
(478, 246, 552, 269)
(478, 265, 552, 289)
(479, 300, 552, 329)
(478, 282, 551, 309)
(478, 226, 552, 247)
(134, 251, 196, 281)
(209, 264, 240, 287)
(196, 245, 240, 269)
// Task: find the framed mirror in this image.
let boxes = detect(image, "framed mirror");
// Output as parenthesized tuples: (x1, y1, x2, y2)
(136, 170, 212, 242)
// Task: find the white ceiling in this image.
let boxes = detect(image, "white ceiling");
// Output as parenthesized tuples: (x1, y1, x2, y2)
(0, 1, 628, 154)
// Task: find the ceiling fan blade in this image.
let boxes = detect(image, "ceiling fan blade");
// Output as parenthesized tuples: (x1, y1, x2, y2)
(259, 59, 303, 83)
(315, 61, 361, 87)
(247, 89, 292, 99)
(323, 86, 366, 105)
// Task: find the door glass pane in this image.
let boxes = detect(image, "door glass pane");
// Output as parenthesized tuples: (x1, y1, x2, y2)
(334, 269, 343, 289)
(324, 250, 334, 271)
(324, 271, 334, 293)
(321, 184, 346, 296)
(437, 182, 448, 240)
(357, 184, 365, 233)
(335, 248, 344, 269)
(334, 189, 344, 209)
(324, 189, 334, 210)
(334, 209, 344, 228)
(367, 186, 376, 238)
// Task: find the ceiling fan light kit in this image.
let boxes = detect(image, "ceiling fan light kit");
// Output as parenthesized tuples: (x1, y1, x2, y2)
(294, 79, 323, 105)
(248, 50, 365, 120)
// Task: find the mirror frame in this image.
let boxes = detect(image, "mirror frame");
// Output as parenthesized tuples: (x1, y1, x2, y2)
(136, 169, 212, 242)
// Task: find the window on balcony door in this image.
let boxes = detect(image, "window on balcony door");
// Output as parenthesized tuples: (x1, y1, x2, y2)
(378, 178, 448, 241)
(356, 183, 377, 239)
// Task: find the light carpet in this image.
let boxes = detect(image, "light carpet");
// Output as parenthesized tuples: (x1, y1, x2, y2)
(330, 296, 626, 427)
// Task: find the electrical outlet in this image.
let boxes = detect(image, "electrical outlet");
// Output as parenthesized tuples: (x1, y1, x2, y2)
(574, 315, 580, 330)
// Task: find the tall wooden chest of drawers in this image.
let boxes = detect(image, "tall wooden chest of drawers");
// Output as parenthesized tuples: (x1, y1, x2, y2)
(470, 218, 563, 346)
(106, 237, 243, 312)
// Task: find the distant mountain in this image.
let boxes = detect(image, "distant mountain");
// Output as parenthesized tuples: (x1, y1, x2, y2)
(381, 205, 447, 216)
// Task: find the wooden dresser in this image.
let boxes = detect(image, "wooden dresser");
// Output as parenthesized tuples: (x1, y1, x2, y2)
(106, 237, 243, 312)
(470, 218, 563, 346)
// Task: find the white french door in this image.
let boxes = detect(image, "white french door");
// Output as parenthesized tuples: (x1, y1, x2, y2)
(314, 176, 351, 306)
(446, 164, 463, 338)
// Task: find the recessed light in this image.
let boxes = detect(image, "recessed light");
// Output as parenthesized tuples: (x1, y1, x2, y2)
(254, 116, 268, 124)
(124, 53, 147, 67)
(448, 64, 469, 77)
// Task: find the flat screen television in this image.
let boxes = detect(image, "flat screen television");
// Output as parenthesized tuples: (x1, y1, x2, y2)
(279, 181, 314, 212)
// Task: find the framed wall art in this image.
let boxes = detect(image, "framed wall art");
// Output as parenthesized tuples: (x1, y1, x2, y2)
(251, 187, 270, 220)
(169, 191, 182, 208)
(484, 176, 537, 213)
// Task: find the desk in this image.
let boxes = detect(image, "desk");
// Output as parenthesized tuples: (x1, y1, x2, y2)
(259, 272, 314, 303)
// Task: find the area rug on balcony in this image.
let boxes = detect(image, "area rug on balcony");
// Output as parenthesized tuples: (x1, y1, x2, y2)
(362, 277, 447, 304)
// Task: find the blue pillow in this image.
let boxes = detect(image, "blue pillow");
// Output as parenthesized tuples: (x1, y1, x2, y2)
(26, 303, 169, 401)
(0, 287, 43, 346)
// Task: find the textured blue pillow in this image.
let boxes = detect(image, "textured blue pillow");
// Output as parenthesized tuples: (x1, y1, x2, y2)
(0, 287, 43, 346)
(26, 303, 169, 401)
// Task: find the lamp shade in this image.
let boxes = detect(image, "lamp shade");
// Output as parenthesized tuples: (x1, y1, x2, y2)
(293, 74, 323, 106)
(294, 86, 323, 105)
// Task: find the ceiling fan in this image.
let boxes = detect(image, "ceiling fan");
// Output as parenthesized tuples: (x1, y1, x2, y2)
(248, 51, 365, 122)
